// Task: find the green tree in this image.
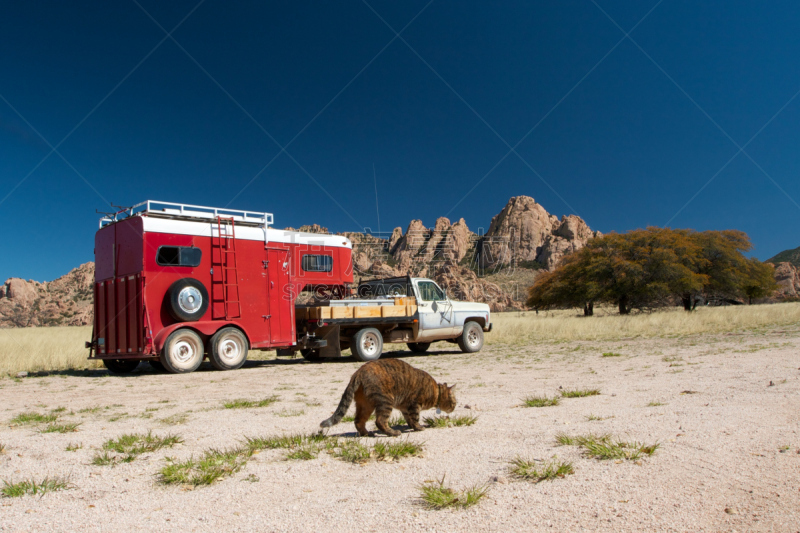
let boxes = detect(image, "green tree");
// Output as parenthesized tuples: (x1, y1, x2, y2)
(527, 227, 775, 315)
(741, 258, 778, 304)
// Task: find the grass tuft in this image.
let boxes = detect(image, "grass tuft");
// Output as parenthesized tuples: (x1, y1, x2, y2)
(418, 476, 489, 510)
(327, 439, 371, 464)
(40, 422, 80, 434)
(1, 476, 72, 498)
(646, 401, 666, 407)
(159, 413, 189, 425)
(509, 457, 574, 482)
(10, 412, 58, 426)
(159, 447, 251, 486)
(373, 440, 424, 461)
(94, 431, 182, 465)
(602, 352, 623, 357)
(65, 442, 82, 452)
(522, 395, 560, 408)
(423, 414, 478, 428)
(222, 396, 279, 409)
(560, 388, 601, 398)
(556, 433, 660, 461)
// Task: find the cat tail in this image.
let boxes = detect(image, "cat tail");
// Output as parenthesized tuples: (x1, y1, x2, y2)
(320, 373, 359, 428)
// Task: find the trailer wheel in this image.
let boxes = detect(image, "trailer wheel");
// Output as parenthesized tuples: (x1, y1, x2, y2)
(457, 321, 484, 353)
(103, 359, 140, 374)
(407, 342, 431, 353)
(209, 327, 248, 370)
(161, 329, 204, 373)
(300, 349, 322, 362)
(166, 278, 209, 323)
(352, 328, 383, 362)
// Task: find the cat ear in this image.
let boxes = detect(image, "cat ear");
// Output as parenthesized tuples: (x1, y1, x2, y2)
(449, 384, 457, 390)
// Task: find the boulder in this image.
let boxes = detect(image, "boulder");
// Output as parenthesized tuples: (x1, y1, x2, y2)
(773, 262, 800, 298)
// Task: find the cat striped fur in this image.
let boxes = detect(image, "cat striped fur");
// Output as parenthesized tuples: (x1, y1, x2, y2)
(320, 359, 457, 437)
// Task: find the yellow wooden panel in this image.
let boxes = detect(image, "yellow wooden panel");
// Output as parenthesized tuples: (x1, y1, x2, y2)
(319, 307, 332, 319)
(381, 305, 406, 317)
(354, 306, 382, 318)
(331, 306, 353, 319)
(406, 304, 417, 315)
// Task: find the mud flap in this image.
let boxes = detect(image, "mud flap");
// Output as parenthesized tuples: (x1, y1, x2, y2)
(316, 324, 342, 358)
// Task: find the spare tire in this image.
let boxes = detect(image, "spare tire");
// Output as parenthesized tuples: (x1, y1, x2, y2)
(167, 278, 209, 322)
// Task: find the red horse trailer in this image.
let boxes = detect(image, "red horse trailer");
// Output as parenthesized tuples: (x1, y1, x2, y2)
(86, 200, 352, 373)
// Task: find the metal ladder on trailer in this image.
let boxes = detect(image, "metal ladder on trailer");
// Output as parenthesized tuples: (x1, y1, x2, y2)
(213, 216, 242, 320)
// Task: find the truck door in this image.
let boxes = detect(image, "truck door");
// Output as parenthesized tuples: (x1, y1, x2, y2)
(414, 279, 456, 341)
(267, 249, 294, 345)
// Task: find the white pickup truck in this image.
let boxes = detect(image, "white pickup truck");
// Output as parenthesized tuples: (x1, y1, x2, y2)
(292, 275, 492, 362)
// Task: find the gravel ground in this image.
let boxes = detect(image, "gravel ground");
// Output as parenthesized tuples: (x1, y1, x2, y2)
(1, 332, 799, 532)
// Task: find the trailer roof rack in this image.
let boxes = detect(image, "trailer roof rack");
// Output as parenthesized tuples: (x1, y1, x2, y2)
(98, 200, 274, 228)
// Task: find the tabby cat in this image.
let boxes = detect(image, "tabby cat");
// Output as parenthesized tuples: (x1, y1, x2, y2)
(320, 359, 457, 437)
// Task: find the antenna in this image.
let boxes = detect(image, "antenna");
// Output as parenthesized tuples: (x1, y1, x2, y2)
(373, 164, 381, 235)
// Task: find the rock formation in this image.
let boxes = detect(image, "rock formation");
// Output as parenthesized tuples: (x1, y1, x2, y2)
(0, 263, 94, 328)
(480, 197, 601, 269)
(772, 262, 800, 299)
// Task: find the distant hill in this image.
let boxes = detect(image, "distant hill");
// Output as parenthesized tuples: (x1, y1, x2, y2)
(767, 246, 800, 268)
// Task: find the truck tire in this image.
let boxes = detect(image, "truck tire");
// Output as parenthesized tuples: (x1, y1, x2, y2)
(103, 359, 140, 374)
(161, 328, 204, 373)
(300, 349, 322, 362)
(166, 278, 209, 323)
(208, 327, 248, 370)
(352, 328, 383, 362)
(457, 321, 484, 353)
(407, 342, 431, 353)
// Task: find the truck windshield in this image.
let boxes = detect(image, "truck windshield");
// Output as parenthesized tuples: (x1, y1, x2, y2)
(417, 281, 444, 302)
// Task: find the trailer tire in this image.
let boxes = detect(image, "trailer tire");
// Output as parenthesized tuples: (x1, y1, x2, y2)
(352, 328, 383, 362)
(209, 327, 248, 370)
(300, 349, 322, 362)
(407, 342, 431, 353)
(457, 321, 484, 353)
(103, 359, 140, 374)
(167, 278, 209, 323)
(161, 329, 204, 373)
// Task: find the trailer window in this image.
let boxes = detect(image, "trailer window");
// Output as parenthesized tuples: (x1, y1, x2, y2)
(301, 254, 333, 272)
(156, 246, 202, 267)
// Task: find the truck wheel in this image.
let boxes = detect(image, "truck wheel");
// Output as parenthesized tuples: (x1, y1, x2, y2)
(352, 328, 383, 362)
(209, 327, 248, 370)
(457, 321, 484, 353)
(161, 329, 204, 373)
(407, 342, 431, 353)
(300, 349, 322, 362)
(103, 359, 140, 374)
(166, 278, 209, 323)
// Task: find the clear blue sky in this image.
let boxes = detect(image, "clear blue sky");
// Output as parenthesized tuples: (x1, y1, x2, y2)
(2, 1, 799, 282)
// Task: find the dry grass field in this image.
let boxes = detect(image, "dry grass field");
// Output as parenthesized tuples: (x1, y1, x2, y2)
(1, 303, 799, 376)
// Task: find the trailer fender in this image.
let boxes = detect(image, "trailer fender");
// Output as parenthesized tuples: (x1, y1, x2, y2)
(153, 321, 251, 355)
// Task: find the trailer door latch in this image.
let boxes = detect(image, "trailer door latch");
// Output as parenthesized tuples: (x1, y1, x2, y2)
(262, 315, 271, 319)
(262, 260, 269, 268)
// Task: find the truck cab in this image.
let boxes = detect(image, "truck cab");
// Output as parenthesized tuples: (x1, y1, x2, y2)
(300, 275, 492, 361)
(410, 277, 491, 342)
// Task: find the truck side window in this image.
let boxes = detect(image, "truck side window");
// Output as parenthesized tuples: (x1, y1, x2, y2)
(417, 281, 444, 302)
(156, 246, 202, 267)
(301, 254, 333, 272)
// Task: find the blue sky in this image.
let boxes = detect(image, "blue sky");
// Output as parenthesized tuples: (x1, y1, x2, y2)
(2, 1, 799, 282)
